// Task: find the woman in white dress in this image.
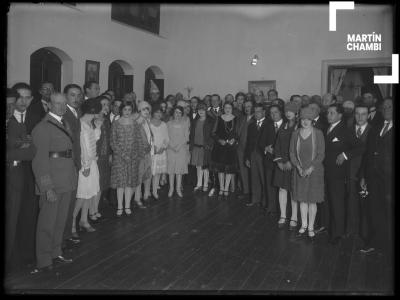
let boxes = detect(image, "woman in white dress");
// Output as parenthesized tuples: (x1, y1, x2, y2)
(72, 98, 102, 234)
(150, 103, 169, 199)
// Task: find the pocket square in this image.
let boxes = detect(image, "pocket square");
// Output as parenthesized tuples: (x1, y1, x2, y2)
(332, 137, 339, 142)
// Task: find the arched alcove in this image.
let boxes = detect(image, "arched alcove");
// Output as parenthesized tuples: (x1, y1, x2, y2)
(30, 46, 73, 95)
(144, 65, 164, 102)
(108, 60, 134, 99)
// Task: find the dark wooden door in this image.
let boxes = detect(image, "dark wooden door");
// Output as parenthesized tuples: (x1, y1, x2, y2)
(30, 48, 62, 96)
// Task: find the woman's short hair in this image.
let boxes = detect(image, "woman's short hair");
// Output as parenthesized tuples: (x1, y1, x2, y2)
(235, 92, 246, 101)
(173, 105, 184, 116)
(119, 102, 134, 115)
(223, 101, 234, 109)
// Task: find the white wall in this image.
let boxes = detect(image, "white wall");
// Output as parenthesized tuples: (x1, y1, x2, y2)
(8, 4, 392, 101)
(7, 3, 168, 99)
(160, 4, 393, 100)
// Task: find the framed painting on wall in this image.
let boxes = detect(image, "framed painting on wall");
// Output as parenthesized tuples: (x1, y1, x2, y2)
(85, 60, 100, 83)
(248, 80, 276, 96)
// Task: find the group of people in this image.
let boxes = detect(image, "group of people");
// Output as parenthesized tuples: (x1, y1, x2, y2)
(6, 80, 393, 276)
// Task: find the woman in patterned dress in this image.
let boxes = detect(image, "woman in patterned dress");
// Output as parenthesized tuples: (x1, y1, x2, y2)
(110, 102, 148, 217)
(150, 103, 169, 199)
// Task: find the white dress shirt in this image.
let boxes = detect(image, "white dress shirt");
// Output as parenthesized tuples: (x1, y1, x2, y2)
(380, 120, 393, 136)
(49, 111, 63, 124)
(256, 117, 265, 128)
(274, 118, 283, 129)
(13, 110, 26, 123)
(67, 104, 78, 119)
(110, 112, 120, 123)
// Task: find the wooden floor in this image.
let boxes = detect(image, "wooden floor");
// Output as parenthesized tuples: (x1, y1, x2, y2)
(4, 186, 393, 294)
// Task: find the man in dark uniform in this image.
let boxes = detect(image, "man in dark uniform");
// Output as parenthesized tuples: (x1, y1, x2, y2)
(31, 93, 78, 273)
(359, 97, 393, 256)
(324, 104, 363, 245)
(5, 87, 36, 273)
(62, 84, 83, 248)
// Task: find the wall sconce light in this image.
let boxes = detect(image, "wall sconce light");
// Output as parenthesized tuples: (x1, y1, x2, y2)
(251, 55, 258, 66)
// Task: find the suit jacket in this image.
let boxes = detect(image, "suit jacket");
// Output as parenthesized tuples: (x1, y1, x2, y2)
(31, 113, 78, 195)
(259, 119, 282, 168)
(348, 123, 372, 181)
(244, 118, 268, 161)
(206, 107, 222, 120)
(359, 123, 392, 184)
(368, 109, 384, 129)
(313, 114, 329, 134)
(63, 107, 81, 170)
(324, 120, 364, 180)
(25, 99, 47, 134)
(6, 116, 36, 162)
(237, 115, 254, 154)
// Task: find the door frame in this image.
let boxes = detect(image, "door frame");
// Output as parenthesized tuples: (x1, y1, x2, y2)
(321, 57, 392, 95)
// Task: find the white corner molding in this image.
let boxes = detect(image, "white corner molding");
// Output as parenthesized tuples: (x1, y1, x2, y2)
(374, 54, 399, 84)
(329, 1, 355, 31)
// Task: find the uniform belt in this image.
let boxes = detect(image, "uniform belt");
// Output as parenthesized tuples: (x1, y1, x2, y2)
(49, 149, 73, 158)
(6, 160, 22, 167)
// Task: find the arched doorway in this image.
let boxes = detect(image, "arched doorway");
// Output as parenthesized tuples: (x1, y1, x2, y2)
(108, 60, 134, 100)
(144, 65, 164, 102)
(30, 48, 61, 96)
(30, 47, 73, 97)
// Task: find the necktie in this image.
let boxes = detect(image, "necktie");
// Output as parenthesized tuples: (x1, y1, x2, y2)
(20, 112, 25, 123)
(381, 122, 390, 136)
(327, 125, 333, 135)
(257, 120, 262, 129)
(274, 122, 279, 133)
(356, 126, 362, 138)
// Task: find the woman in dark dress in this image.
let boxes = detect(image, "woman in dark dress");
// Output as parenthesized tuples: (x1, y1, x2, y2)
(273, 101, 299, 229)
(95, 95, 112, 220)
(211, 102, 239, 197)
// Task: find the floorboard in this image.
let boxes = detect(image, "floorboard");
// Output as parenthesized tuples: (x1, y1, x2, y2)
(4, 186, 393, 294)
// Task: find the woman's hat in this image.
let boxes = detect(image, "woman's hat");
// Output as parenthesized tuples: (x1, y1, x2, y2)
(284, 101, 299, 114)
(300, 107, 314, 120)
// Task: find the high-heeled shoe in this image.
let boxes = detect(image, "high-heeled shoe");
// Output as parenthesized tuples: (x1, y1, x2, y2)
(168, 190, 174, 198)
(152, 191, 159, 200)
(208, 188, 215, 197)
(203, 186, 209, 192)
(295, 226, 307, 238)
(278, 217, 288, 229)
(224, 190, 229, 197)
(177, 190, 183, 198)
(89, 214, 98, 223)
(135, 201, 147, 209)
(78, 222, 96, 232)
(219, 189, 224, 196)
(308, 229, 315, 242)
(125, 208, 132, 216)
(116, 208, 123, 217)
(193, 186, 202, 192)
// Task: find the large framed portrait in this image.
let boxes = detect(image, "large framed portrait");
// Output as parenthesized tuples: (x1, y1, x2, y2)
(248, 80, 276, 96)
(85, 60, 100, 83)
(111, 4, 160, 35)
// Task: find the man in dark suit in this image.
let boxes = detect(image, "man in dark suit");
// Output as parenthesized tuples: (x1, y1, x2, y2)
(31, 93, 77, 273)
(5, 87, 36, 273)
(237, 99, 254, 199)
(345, 104, 372, 237)
(309, 100, 329, 234)
(61, 84, 83, 248)
(260, 104, 284, 215)
(362, 92, 384, 129)
(206, 94, 222, 120)
(359, 97, 393, 256)
(188, 96, 200, 187)
(324, 104, 363, 244)
(25, 82, 54, 134)
(83, 81, 100, 101)
(244, 103, 267, 206)
(9, 83, 39, 269)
